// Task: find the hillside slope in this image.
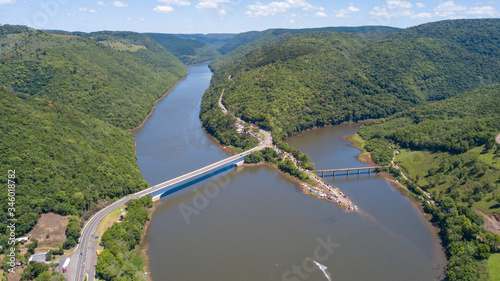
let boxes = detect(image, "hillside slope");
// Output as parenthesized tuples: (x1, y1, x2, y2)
(0, 28, 186, 129)
(210, 26, 399, 71)
(0, 26, 186, 239)
(201, 19, 500, 142)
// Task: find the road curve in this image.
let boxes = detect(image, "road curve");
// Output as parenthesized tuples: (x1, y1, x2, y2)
(496, 133, 500, 144)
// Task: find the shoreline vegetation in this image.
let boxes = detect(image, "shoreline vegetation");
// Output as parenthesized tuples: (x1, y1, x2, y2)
(128, 75, 188, 132)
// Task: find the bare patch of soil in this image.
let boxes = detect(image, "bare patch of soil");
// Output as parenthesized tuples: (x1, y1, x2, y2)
(28, 213, 69, 246)
(476, 210, 500, 235)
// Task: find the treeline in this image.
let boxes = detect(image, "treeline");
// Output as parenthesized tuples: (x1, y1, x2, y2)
(357, 84, 500, 280)
(203, 19, 500, 141)
(96, 196, 152, 281)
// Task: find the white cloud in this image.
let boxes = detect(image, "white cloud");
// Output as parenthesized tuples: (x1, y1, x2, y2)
(432, 1, 498, 18)
(139, 18, 145, 21)
(0, 0, 15, 4)
(333, 5, 360, 18)
(434, 1, 466, 17)
(112, 1, 129, 7)
(218, 8, 228, 16)
(245, 0, 323, 17)
(196, 2, 217, 8)
(158, 0, 190, 5)
(411, 12, 432, 18)
(465, 5, 497, 16)
(195, 0, 229, 10)
(289, 19, 295, 23)
(153, 5, 174, 13)
(96, 1, 129, 7)
(314, 11, 327, 17)
(416, 2, 425, 8)
(79, 7, 97, 13)
(348, 6, 360, 12)
(370, 0, 413, 18)
(387, 0, 412, 9)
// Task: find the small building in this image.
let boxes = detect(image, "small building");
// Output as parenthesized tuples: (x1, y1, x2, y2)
(29, 252, 47, 263)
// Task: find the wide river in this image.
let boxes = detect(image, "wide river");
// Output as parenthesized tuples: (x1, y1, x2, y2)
(134, 63, 446, 281)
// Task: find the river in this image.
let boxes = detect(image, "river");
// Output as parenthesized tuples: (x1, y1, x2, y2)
(134, 63, 446, 281)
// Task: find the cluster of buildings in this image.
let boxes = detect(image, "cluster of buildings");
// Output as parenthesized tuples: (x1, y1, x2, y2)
(234, 120, 265, 144)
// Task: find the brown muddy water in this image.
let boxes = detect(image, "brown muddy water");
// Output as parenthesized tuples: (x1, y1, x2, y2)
(134, 63, 446, 281)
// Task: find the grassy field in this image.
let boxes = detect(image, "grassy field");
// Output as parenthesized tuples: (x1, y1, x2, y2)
(394, 149, 438, 187)
(394, 146, 500, 213)
(488, 253, 500, 280)
(98, 40, 146, 52)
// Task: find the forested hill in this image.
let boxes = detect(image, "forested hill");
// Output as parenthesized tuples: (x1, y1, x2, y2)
(201, 19, 500, 141)
(0, 27, 186, 129)
(210, 25, 399, 71)
(145, 33, 222, 65)
(0, 26, 185, 242)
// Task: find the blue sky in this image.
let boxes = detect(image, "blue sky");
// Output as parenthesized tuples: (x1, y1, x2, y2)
(0, 0, 498, 33)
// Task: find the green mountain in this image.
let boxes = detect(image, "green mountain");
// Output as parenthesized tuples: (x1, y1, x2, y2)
(145, 33, 221, 65)
(0, 26, 186, 239)
(0, 28, 186, 129)
(201, 19, 500, 143)
(210, 26, 400, 70)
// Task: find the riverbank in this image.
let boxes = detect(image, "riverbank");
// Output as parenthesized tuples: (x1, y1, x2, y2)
(139, 205, 156, 281)
(129, 75, 188, 132)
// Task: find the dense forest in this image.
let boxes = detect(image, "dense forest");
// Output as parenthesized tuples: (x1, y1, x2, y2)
(201, 19, 500, 143)
(0, 25, 186, 249)
(0, 27, 186, 129)
(359, 84, 500, 280)
(210, 26, 399, 71)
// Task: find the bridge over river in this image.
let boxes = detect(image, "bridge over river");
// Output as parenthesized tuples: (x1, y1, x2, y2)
(314, 166, 383, 177)
(71, 134, 270, 281)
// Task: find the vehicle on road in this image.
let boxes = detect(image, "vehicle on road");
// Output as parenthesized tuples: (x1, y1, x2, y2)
(62, 258, 70, 273)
